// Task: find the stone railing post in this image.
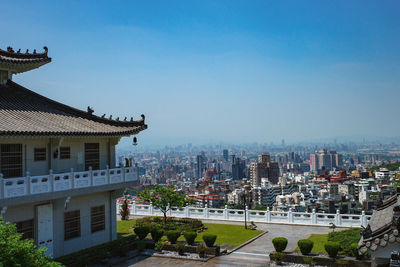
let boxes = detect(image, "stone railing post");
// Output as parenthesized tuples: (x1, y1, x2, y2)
(312, 209, 317, 224)
(149, 201, 153, 215)
(26, 171, 31, 195)
(132, 201, 137, 215)
(185, 205, 189, 217)
(288, 208, 293, 223)
(361, 210, 367, 227)
(204, 204, 209, 219)
(89, 166, 94, 186)
(245, 205, 249, 221)
(71, 168, 75, 189)
(106, 165, 110, 184)
(224, 205, 228, 220)
(335, 210, 341, 226)
(168, 203, 172, 216)
(50, 169, 55, 192)
(266, 207, 271, 222)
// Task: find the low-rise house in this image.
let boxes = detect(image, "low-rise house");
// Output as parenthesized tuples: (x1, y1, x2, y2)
(0, 47, 147, 257)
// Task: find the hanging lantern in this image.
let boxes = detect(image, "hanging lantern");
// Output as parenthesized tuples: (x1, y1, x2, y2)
(133, 136, 138, 146)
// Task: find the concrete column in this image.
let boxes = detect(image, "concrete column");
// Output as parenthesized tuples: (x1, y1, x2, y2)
(266, 207, 271, 222)
(312, 209, 317, 224)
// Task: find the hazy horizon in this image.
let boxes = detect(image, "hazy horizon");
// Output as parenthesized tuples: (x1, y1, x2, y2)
(2, 1, 399, 147)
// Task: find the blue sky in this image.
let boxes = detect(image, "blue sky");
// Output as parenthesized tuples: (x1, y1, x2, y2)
(2, 1, 399, 147)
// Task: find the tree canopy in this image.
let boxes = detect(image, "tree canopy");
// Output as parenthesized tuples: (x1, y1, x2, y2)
(0, 218, 62, 267)
(139, 185, 195, 224)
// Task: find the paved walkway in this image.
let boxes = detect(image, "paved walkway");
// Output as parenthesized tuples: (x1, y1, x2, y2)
(117, 219, 331, 267)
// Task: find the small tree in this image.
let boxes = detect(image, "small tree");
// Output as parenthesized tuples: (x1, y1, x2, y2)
(120, 199, 130, 220)
(329, 222, 337, 232)
(139, 185, 195, 224)
(0, 218, 62, 267)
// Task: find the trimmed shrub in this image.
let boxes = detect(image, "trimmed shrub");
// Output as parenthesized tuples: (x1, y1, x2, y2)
(298, 239, 314, 255)
(166, 230, 181, 244)
(350, 243, 361, 259)
(325, 242, 340, 258)
(150, 228, 164, 243)
(203, 234, 217, 247)
(328, 228, 361, 256)
(272, 237, 288, 252)
(134, 226, 150, 240)
(184, 231, 197, 245)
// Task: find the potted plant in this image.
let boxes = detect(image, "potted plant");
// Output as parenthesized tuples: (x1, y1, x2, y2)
(175, 242, 186, 256)
(197, 243, 207, 258)
(154, 241, 165, 253)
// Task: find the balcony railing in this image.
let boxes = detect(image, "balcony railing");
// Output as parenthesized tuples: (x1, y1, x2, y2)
(0, 166, 138, 199)
(119, 202, 372, 228)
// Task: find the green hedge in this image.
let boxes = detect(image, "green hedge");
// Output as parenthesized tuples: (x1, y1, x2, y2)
(298, 239, 314, 255)
(203, 234, 217, 247)
(134, 226, 150, 240)
(325, 242, 340, 258)
(184, 231, 197, 245)
(150, 228, 164, 242)
(166, 230, 181, 244)
(272, 237, 288, 252)
(328, 228, 361, 256)
(135, 216, 203, 232)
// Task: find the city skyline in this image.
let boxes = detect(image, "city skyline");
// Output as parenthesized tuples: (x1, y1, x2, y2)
(2, 1, 400, 147)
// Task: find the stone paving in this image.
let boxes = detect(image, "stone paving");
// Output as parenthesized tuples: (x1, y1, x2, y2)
(116, 219, 331, 267)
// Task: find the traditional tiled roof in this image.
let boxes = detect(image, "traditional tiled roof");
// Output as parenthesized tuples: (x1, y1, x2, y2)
(0, 80, 147, 137)
(358, 194, 400, 255)
(0, 47, 51, 73)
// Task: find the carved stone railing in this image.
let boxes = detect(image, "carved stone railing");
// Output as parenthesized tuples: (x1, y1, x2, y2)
(0, 166, 138, 199)
(120, 202, 371, 228)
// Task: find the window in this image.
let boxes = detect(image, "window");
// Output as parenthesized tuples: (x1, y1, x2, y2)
(84, 143, 99, 170)
(60, 147, 71, 159)
(16, 219, 34, 240)
(34, 148, 46, 161)
(1, 144, 22, 178)
(64, 210, 80, 240)
(91, 205, 105, 233)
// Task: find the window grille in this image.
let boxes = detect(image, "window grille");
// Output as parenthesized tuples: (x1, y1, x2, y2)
(60, 147, 71, 159)
(64, 210, 81, 240)
(0, 144, 22, 178)
(85, 143, 99, 170)
(16, 219, 34, 240)
(91, 205, 105, 233)
(34, 148, 46, 161)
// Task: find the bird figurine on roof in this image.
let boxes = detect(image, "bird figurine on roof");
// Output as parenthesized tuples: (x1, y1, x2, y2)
(87, 106, 94, 115)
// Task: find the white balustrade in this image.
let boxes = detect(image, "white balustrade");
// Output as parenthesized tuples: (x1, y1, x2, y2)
(0, 166, 138, 199)
(122, 202, 369, 227)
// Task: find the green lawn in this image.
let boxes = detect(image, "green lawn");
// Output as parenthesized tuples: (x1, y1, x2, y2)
(295, 234, 328, 253)
(117, 220, 262, 248)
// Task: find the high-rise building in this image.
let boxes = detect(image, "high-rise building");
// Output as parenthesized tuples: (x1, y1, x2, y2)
(223, 149, 229, 162)
(232, 157, 246, 180)
(310, 149, 343, 172)
(250, 154, 280, 186)
(196, 155, 204, 179)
